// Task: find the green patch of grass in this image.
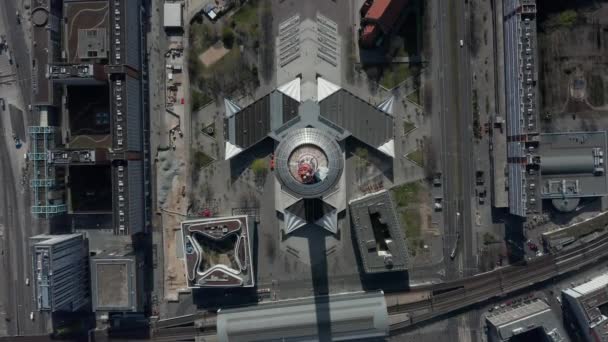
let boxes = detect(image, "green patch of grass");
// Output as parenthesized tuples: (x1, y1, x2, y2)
(191, 89, 212, 111)
(406, 89, 421, 105)
(190, 21, 216, 54)
(403, 120, 416, 135)
(407, 149, 424, 166)
(193, 151, 214, 170)
(233, 1, 260, 38)
(557, 10, 578, 28)
(392, 182, 421, 208)
(251, 158, 268, 177)
(379, 64, 411, 89)
(401, 209, 421, 239)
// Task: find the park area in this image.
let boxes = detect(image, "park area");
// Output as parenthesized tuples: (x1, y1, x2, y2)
(188, 0, 269, 111)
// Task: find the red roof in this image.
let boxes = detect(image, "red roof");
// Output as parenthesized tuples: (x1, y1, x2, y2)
(364, 0, 408, 33)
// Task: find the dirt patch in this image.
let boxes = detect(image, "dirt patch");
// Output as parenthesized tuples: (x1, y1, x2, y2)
(199, 42, 230, 67)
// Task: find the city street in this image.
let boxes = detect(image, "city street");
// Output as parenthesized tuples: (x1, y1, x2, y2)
(0, 0, 48, 335)
(432, 0, 478, 340)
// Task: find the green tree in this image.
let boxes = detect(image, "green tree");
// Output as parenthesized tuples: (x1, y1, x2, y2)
(557, 10, 577, 29)
(222, 27, 235, 49)
(251, 158, 267, 177)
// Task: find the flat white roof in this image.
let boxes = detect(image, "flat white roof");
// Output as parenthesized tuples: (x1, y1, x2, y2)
(565, 273, 608, 297)
(163, 2, 183, 28)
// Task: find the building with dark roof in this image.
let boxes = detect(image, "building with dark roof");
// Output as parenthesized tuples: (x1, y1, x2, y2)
(503, 0, 540, 217)
(224, 77, 395, 235)
(181, 216, 254, 288)
(216, 291, 389, 342)
(486, 298, 566, 342)
(349, 190, 408, 273)
(28, 0, 148, 235)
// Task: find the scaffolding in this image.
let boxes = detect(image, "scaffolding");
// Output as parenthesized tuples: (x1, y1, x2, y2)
(28, 126, 66, 217)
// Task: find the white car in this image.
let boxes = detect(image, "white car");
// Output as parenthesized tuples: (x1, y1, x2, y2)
(29, 312, 34, 321)
(25, 278, 29, 286)
(459, 39, 464, 47)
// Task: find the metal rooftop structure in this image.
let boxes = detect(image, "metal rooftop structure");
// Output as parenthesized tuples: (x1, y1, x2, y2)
(224, 77, 395, 161)
(29, 126, 67, 216)
(563, 273, 608, 342)
(274, 128, 343, 198)
(503, 0, 540, 217)
(216, 291, 389, 342)
(538, 132, 608, 206)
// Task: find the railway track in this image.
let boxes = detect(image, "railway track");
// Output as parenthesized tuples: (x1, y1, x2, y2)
(388, 233, 608, 333)
(151, 233, 608, 340)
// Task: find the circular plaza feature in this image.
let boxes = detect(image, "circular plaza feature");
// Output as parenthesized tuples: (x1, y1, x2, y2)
(275, 128, 343, 198)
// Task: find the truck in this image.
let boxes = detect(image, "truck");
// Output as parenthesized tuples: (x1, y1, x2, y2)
(476, 170, 484, 185)
(358, 0, 408, 49)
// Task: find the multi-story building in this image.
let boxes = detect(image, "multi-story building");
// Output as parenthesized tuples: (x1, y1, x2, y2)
(90, 246, 144, 315)
(486, 298, 566, 342)
(30, 233, 89, 312)
(562, 273, 608, 342)
(29, 0, 148, 235)
(502, 0, 541, 217)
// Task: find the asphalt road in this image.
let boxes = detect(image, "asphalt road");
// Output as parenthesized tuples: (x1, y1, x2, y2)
(0, 106, 47, 336)
(0, 0, 47, 336)
(0, 0, 32, 109)
(435, 0, 476, 279)
(434, 0, 477, 339)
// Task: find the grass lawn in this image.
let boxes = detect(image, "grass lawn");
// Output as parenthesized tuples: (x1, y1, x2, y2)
(392, 181, 426, 254)
(193, 150, 214, 170)
(392, 181, 421, 208)
(403, 120, 416, 135)
(406, 89, 421, 105)
(191, 89, 212, 111)
(379, 64, 411, 89)
(233, 1, 260, 37)
(401, 209, 421, 239)
(406, 149, 424, 166)
(190, 21, 216, 54)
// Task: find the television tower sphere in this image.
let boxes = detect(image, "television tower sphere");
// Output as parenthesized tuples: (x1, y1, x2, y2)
(274, 128, 343, 198)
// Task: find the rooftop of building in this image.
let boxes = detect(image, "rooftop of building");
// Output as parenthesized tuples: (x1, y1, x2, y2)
(30, 233, 84, 247)
(563, 273, 608, 339)
(64, 0, 110, 63)
(181, 216, 254, 288)
(539, 131, 608, 199)
(216, 291, 388, 342)
(49, 149, 105, 164)
(90, 248, 138, 312)
(31, 1, 56, 105)
(163, 2, 183, 28)
(224, 77, 394, 160)
(486, 299, 566, 342)
(349, 190, 408, 273)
